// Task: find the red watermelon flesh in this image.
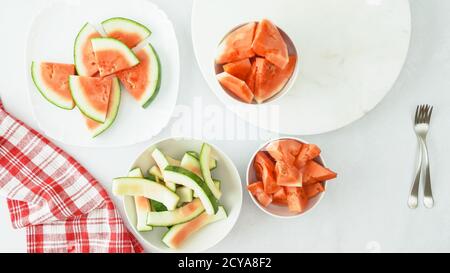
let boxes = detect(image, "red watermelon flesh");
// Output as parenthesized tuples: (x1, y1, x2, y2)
(39, 62, 75, 106)
(117, 48, 150, 102)
(95, 49, 136, 77)
(79, 76, 112, 119)
(216, 22, 256, 64)
(223, 58, 252, 80)
(285, 187, 308, 213)
(275, 161, 302, 187)
(217, 72, 254, 103)
(301, 160, 337, 183)
(82, 33, 102, 77)
(247, 182, 273, 207)
(107, 31, 142, 49)
(254, 151, 280, 194)
(252, 19, 289, 69)
(245, 59, 258, 93)
(266, 139, 303, 165)
(295, 144, 322, 168)
(304, 183, 325, 199)
(254, 55, 296, 103)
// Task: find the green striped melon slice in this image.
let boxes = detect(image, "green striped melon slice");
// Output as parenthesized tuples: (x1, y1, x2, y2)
(91, 37, 140, 77)
(128, 168, 152, 232)
(31, 62, 76, 110)
(162, 207, 227, 249)
(84, 77, 121, 137)
(112, 177, 180, 210)
(74, 23, 102, 76)
(147, 198, 204, 227)
(117, 43, 161, 108)
(101, 17, 151, 48)
(69, 76, 113, 123)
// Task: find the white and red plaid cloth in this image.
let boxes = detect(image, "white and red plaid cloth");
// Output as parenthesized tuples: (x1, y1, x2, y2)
(0, 101, 143, 253)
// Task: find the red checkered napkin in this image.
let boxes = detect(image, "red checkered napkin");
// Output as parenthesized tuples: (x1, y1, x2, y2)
(0, 102, 143, 253)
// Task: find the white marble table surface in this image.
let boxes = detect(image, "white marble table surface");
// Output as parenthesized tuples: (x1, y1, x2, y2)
(1, 0, 450, 253)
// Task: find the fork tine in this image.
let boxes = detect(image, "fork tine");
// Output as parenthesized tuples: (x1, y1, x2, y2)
(419, 105, 425, 124)
(415, 105, 420, 124)
(427, 106, 433, 123)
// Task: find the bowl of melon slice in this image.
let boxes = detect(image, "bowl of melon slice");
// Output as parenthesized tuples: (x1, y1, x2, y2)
(246, 137, 337, 218)
(215, 19, 298, 104)
(112, 137, 242, 252)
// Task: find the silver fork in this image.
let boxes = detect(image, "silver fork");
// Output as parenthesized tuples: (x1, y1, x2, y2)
(408, 105, 434, 209)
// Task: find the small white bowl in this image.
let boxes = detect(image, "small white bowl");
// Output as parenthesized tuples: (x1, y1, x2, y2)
(214, 22, 299, 105)
(246, 137, 326, 218)
(122, 137, 243, 252)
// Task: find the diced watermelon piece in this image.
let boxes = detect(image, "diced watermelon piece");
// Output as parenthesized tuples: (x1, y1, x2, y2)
(223, 59, 252, 80)
(275, 161, 302, 187)
(252, 19, 289, 69)
(266, 139, 303, 165)
(285, 187, 308, 213)
(217, 72, 254, 103)
(216, 22, 256, 64)
(295, 144, 321, 168)
(302, 160, 337, 183)
(254, 56, 297, 103)
(304, 183, 325, 199)
(272, 187, 288, 206)
(247, 181, 272, 207)
(253, 151, 279, 194)
(245, 59, 257, 93)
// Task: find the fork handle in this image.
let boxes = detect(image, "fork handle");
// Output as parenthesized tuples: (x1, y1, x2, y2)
(408, 141, 422, 209)
(420, 138, 434, 208)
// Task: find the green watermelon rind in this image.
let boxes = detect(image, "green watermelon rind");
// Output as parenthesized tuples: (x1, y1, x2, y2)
(101, 17, 152, 45)
(30, 62, 75, 110)
(69, 76, 108, 123)
(89, 77, 122, 138)
(161, 206, 228, 249)
(141, 43, 161, 109)
(73, 22, 100, 76)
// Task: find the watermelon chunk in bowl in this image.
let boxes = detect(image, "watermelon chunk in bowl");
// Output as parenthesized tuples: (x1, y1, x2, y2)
(246, 137, 337, 218)
(214, 19, 299, 105)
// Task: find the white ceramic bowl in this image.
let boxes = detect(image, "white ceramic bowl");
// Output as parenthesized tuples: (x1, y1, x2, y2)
(122, 137, 243, 252)
(246, 137, 326, 218)
(214, 22, 299, 105)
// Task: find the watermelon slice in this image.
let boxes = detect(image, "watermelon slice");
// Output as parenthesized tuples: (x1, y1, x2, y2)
(74, 23, 102, 76)
(101, 17, 151, 48)
(31, 62, 75, 110)
(69, 76, 112, 123)
(252, 19, 289, 69)
(254, 56, 296, 103)
(84, 77, 121, 137)
(117, 43, 161, 108)
(162, 207, 227, 249)
(223, 59, 252, 80)
(216, 22, 256, 64)
(217, 72, 254, 103)
(91, 38, 140, 77)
